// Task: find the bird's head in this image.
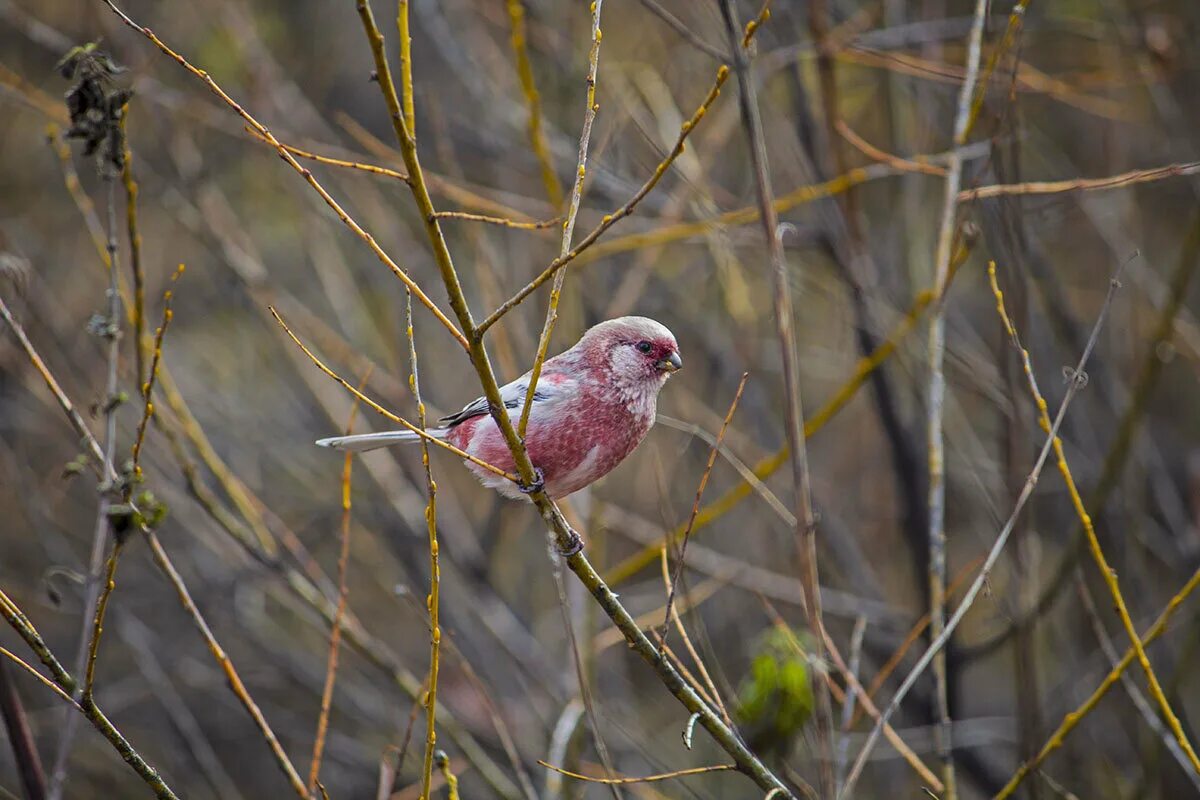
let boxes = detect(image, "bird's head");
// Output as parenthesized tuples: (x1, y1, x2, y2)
(575, 316, 682, 398)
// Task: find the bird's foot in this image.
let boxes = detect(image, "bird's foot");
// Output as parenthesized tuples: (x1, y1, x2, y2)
(517, 467, 546, 495)
(557, 526, 585, 557)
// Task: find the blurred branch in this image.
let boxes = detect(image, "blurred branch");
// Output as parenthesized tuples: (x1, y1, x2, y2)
(537, 761, 736, 785)
(51, 175, 124, 800)
(1074, 573, 1200, 793)
(571, 142, 987, 267)
(476, 64, 732, 335)
(0, 656, 48, 800)
(308, 384, 363, 791)
(100, 0, 468, 350)
(922, 2, 988, 795)
(959, 161, 1200, 201)
(835, 119, 947, 176)
(660, 373, 748, 655)
(842, 253, 1125, 797)
(718, 3, 835, 797)
(270, 307, 517, 481)
(432, 211, 561, 230)
(605, 271, 949, 586)
(0, 589, 177, 799)
(634, 0, 727, 60)
(519, 0, 603, 439)
(505, 0, 564, 208)
(988, 257, 1200, 779)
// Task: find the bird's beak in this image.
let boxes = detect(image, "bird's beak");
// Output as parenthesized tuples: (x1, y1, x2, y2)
(655, 351, 683, 373)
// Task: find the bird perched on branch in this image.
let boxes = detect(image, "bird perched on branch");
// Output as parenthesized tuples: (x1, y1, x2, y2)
(317, 316, 682, 501)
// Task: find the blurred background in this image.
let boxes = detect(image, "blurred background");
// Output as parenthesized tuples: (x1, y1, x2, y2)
(2, 0, 1200, 798)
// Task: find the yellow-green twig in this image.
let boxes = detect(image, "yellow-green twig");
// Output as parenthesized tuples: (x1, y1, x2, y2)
(506, 0, 564, 209)
(269, 307, 517, 482)
(518, 0, 604, 438)
(989, 260, 1200, 787)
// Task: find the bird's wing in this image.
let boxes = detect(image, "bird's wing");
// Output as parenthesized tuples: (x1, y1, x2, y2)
(437, 371, 567, 428)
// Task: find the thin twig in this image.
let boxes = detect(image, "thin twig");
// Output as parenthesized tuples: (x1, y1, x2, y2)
(1, 646, 81, 712)
(718, 3, 834, 796)
(959, 161, 1200, 201)
(0, 589, 177, 799)
(658, 551, 732, 726)
(537, 761, 735, 785)
(518, 0, 603, 437)
(923, 2, 988, 794)
(988, 259, 1200, 776)
(51, 178, 124, 800)
(244, 128, 410, 182)
(1074, 572, 1200, 793)
(660, 373, 748, 655)
(432, 210, 561, 230)
(101, 0, 468, 349)
(82, 540, 123, 700)
(476, 64, 732, 335)
(308, 374, 366, 791)
(131, 264, 183, 477)
(268, 307, 516, 481)
(0, 656, 48, 800)
(839, 255, 1127, 797)
(505, 0, 564, 209)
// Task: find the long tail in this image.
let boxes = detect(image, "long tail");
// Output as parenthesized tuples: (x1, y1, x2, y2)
(315, 429, 446, 452)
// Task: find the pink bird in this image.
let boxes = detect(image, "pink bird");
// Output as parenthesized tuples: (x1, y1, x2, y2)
(317, 316, 682, 502)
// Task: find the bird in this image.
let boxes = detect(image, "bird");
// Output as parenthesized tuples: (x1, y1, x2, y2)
(316, 316, 682, 501)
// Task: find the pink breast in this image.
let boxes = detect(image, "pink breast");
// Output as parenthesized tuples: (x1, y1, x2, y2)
(447, 398, 653, 499)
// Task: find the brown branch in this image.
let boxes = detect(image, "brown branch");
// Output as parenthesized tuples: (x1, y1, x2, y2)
(959, 161, 1200, 201)
(432, 210, 562, 230)
(718, 2, 835, 796)
(308, 374, 367, 791)
(660, 373, 748, 655)
(537, 761, 736, 785)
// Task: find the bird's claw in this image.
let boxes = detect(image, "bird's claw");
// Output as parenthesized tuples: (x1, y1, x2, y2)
(557, 527, 585, 557)
(517, 467, 546, 495)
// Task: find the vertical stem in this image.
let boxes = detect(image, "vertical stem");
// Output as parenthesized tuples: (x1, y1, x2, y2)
(924, 3, 988, 796)
(396, 0, 415, 135)
(716, 1, 834, 796)
(0, 657, 48, 800)
(505, 0, 564, 210)
(518, 0, 604, 438)
(409, 288, 442, 800)
(49, 178, 124, 800)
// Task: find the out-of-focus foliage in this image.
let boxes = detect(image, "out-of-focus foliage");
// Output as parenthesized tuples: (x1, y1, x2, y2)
(737, 627, 815, 757)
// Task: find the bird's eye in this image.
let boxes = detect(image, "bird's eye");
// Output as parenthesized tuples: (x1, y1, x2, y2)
(636, 341, 653, 354)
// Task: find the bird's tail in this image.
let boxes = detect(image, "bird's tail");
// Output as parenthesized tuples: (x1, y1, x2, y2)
(315, 429, 445, 452)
